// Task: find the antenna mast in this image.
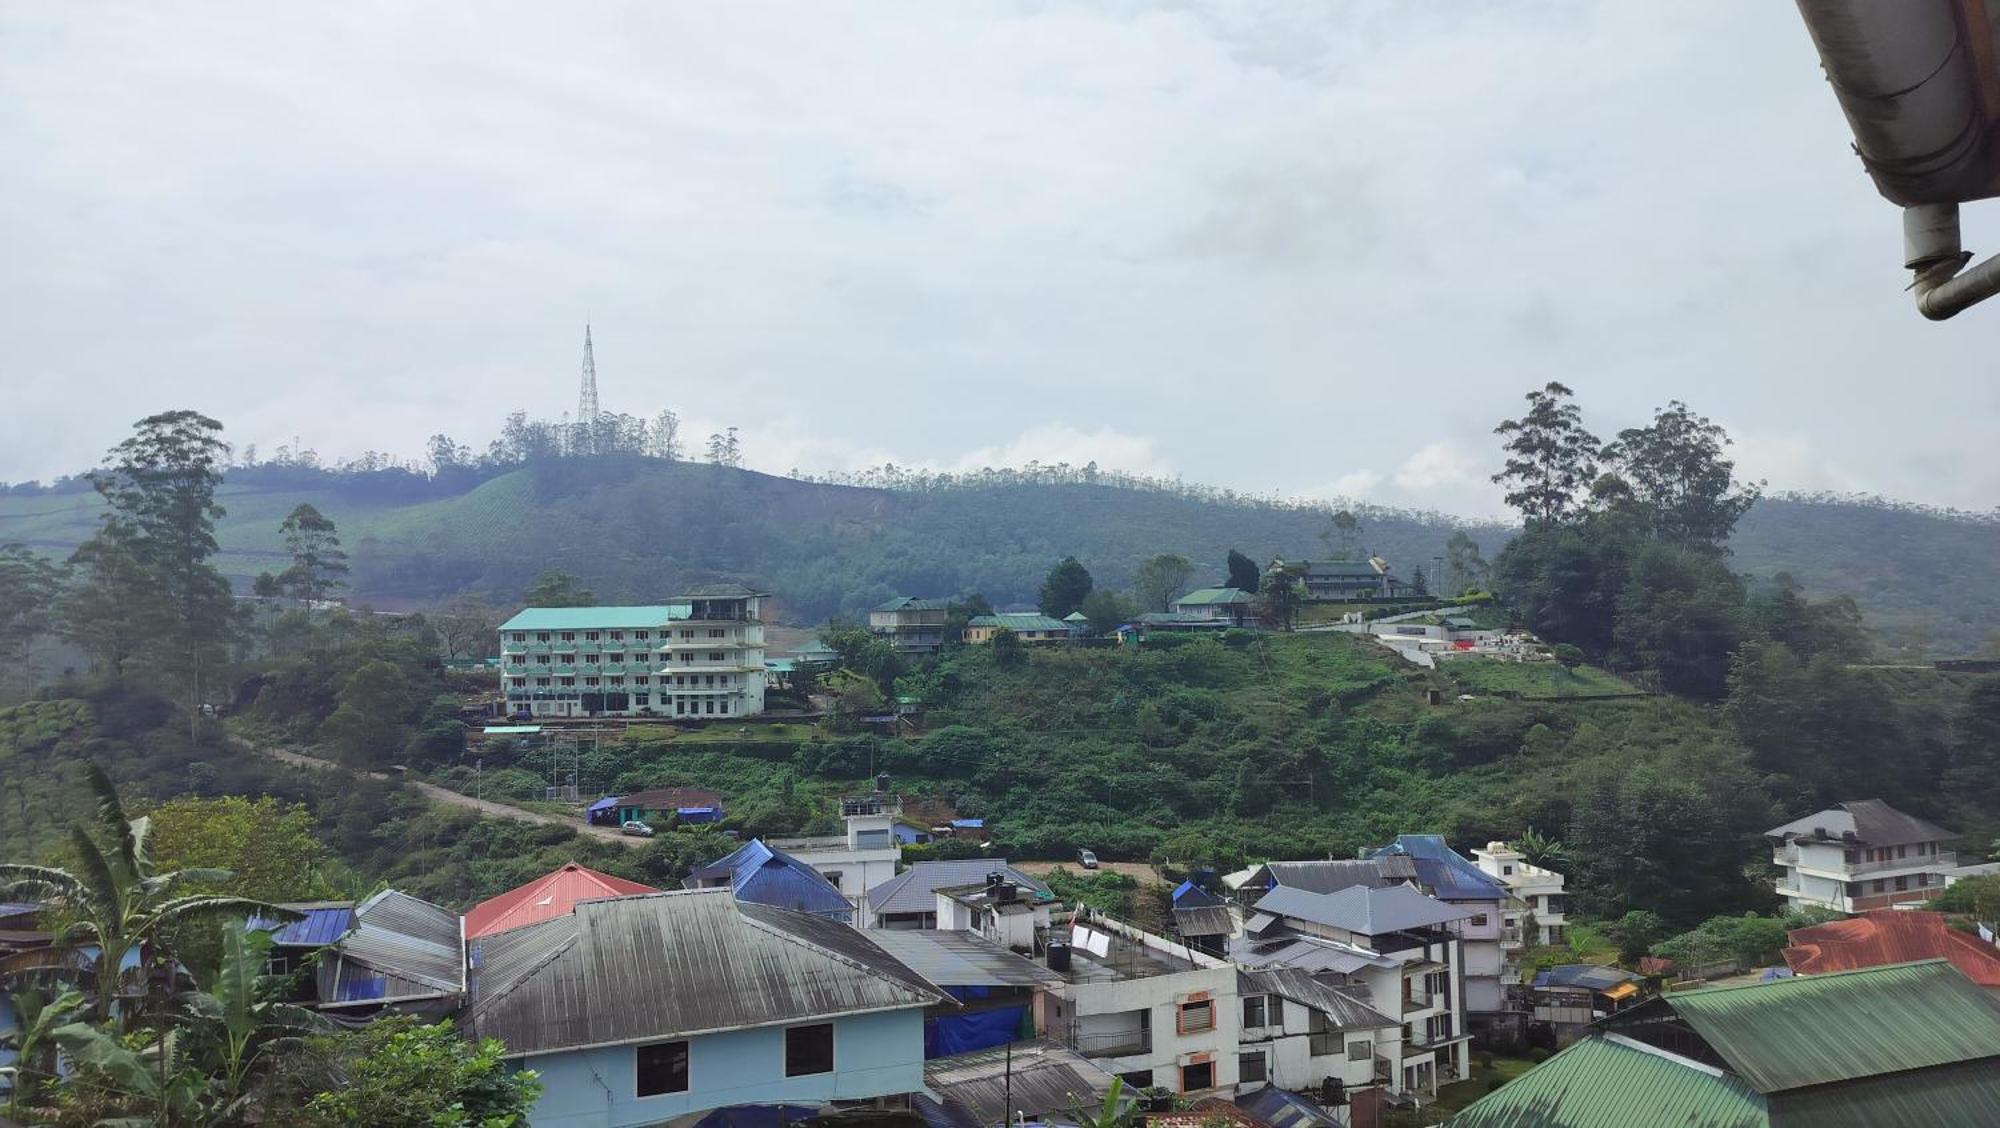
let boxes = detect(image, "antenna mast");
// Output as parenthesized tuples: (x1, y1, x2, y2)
(578, 324, 600, 427)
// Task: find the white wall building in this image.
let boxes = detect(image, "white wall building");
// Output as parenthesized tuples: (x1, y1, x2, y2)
(1052, 913, 1243, 1098)
(768, 795, 902, 911)
(1471, 841, 1569, 958)
(1767, 799, 1958, 914)
(498, 586, 768, 720)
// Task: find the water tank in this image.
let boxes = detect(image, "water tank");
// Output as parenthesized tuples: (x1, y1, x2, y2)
(1047, 940, 1071, 971)
(995, 882, 1018, 903)
(875, 772, 891, 794)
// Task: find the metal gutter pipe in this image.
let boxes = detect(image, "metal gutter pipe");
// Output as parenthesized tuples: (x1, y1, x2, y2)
(1903, 201, 2000, 318)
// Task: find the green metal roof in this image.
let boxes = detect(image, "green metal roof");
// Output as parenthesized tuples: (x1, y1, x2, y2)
(1174, 586, 1256, 606)
(499, 606, 680, 631)
(874, 596, 948, 612)
(482, 725, 543, 735)
(1768, 1057, 2000, 1128)
(968, 613, 1069, 632)
(1450, 1035, 1767, 1128)
(1661, 959, 2000, 1094)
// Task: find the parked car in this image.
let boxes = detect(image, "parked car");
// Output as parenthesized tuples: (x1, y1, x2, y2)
(620, 820, 656, 838)
(1078, 848, 1099, 869)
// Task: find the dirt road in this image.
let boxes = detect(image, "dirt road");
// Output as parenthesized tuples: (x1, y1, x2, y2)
(229, 736, 645, 847)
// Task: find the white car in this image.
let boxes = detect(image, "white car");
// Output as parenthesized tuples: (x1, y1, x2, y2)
(620, 820, 656, 838)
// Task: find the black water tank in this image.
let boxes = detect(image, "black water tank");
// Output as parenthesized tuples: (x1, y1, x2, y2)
(875, 772, 891, 793)
(1048, 941, 1071, 971)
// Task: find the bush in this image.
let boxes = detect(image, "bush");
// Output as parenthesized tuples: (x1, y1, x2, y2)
(1527, 1047, 1550, 1063)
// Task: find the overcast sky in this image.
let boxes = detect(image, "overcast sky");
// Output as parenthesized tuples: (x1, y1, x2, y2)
(5, 1, 1997, 517)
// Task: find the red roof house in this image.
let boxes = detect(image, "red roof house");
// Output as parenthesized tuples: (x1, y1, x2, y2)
(461, 863, 658, 939)
(1783, 909, 2000, 988)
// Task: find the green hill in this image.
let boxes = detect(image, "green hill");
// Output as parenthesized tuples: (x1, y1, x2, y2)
(4, 458, 1995, 652)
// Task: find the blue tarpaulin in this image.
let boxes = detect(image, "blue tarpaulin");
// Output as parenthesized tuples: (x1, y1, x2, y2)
(926, 1006, 1028, 1057)
(677, 806, 722, 824)
(586, 796, 619, 814)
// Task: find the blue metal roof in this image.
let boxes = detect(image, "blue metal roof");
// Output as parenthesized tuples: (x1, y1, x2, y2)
(950, 818, 985, 829)
(1365, 834, 1509, 902)
(689, 840, 852, 921)
(1173, 880, 1223, 907)
(1534, 964, 1641, 990)
(587, 796, 619, 814)
(248, 905, 356, 947)
(1235, 1085, 1341, 1128)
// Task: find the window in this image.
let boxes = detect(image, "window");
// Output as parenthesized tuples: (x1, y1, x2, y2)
(536, 678, 550, 687)
(1243, 996, 1266, 1028)
(537, 632, 550, 642)
(681, 629, 695, 639)
(1177, 999, 1214, 1035)
(709, 628, 725, 638)
(635, 630, 649, 640)
(1426, 1014, 1454, 1043)
(1238, 1052, 1266, 1085)
(1469, 913, 1488, 927)
(585, 631, 599, 641)
(635, 1040, 689, 1096)
(561, 632, 575, 641)
(1118, 1070, 1153, 1089)
(608, 653, 623, 663)
(632, 694, 650, 707)
(635, 676, 649, 686)
(1268, 996, 1283, 1025)
(1895, 875, 1909, 891)
(584, 677, 599, 687)
(1179, 1061, 1213, 1093)
(560, 677, 575, 687)
(1873, 879, 1886, 893)
(512, 633, 526, 643)
(785, 1023, 833, 1077)
(536, 655, 551, 665)
(1501, 865, 1514, 875)
(1897, 844, 1908, 859)
(708, 651, 724, 662)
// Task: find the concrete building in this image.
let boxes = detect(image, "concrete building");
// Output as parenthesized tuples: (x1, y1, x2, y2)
(1169, 588, 1261, 628)
(869, 597, 952, 655)
(1233, 966, 1400, 1122)
(766, 793, 904, 912)
(466, 889, 945, 1128)
(1766, 799, 1958, 914)
(1363, 837, 1510, 1018)
(1236, 883, 1474, 1098)
(1470, 841, 1569, 957)
(1054, 912, 1246, 1098)
(862, 860, 1053, 930)
(935, 878, 1058, 953)
(964, 613, 1072, 644)
(498, 585, 768, 720)
(1287, 558, 1398, 602)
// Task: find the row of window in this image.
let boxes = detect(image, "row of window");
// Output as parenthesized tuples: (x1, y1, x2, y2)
(504, 692, 742, 715)
(510, 647, 745, 667)
(634, 1023, 832, 1099)
(509, 627, 741, 644)
(508, 674, 743, 689)
(1845, 872, 1940, 895)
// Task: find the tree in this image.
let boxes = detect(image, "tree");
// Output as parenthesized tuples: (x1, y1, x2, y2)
(1259, 566, 1303, 632)
(1600, 401, 1761, 548)
(146, 796, 340, 902)
(989, 626, 1025, 668)
(0, 543, 64, 700)
(1322, 510, 1361, 558)
(424, 434, 469, 473)
(1038, 556, 1094, 619)
(1444, 531, 1489, 595)
(1, 987, 82, 1116)
(1226, 550, 1261, 593)
(435, 593, 498, 659)
(90, 411, 235, 733)
(320, 660, 416, 767)
(705, 427, 743, 468)
(299, 1016, 541, 1128)
(0, 765, 274, 1023)
(1132, 554, 1194, 613)
(277, 504, 349, 611)
(1492, 382, 1599, 524)
(59, 531, 160, 677)
(648, 409, 682, 461)
(1603, 910, 1665, 965)
(1080, 589, 1137, 635)
(522, 569, 596, 608)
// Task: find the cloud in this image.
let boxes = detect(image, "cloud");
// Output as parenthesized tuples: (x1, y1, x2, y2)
(1300, 470, 1383, 504)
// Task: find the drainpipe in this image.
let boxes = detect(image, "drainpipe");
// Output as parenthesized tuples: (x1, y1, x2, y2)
(1904, 201, 2000, 317)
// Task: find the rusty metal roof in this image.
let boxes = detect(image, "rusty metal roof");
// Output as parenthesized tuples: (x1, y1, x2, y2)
(919, 1040, 1118, 1128)
(1783, 910, 2000, 987)
(466, 888, 947, 1057)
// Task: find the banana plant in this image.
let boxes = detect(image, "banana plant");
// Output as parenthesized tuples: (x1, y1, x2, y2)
(177, 926, 327, 1111)
(48, 1022, 212, 1128)
(0, 764, 286, 1025)
(1, 986, 83, 1117)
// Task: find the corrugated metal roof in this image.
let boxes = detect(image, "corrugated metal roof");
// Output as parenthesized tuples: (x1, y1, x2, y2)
(1783, 910, 2000, 987)
(1172, 881, 1222, 907)
(1533, 965, 1641, 991)
(1659, 959, 2000, 1093)
(249, 904, 355, 948)
(1302, 560, 1383, 577)
(689, 839, 854, 920)
(1235, 1087, 1341, 1128)
(1767, 1056, 2000, 1128)
(1231, 935, 1397, 975)
(1254, 858, 1412, 894)
(677, 583, 767, 600)
(1174, 587, 1257, 606)
(1365, 835, 1510, 902)
(499, 606, 681, 631)
(1172, 906, 1234, 938)
(921, 1040, 1117, 1128)
(875, 597, 948, 612)
(1252, 883, 1470, 936)
(467, 889, 947, 1057)
(462, 863, 659, 939)
(967, 613, 1070, 632)
(1449, 1035, 1768, 1128)
(866, 861, 1050, 916)
(330, 890, 462, 995)
(1764, 799, 1954, 847)
(863, 929, 1064, 987)
(1238, 968, 1398, 1032)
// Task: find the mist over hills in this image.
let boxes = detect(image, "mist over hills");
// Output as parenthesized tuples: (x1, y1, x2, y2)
(2, 456, 1994, 653)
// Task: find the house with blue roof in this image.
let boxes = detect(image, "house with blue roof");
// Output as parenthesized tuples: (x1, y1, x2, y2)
(686, 840, 854, 923)
(1364, 835, 1511, 1016)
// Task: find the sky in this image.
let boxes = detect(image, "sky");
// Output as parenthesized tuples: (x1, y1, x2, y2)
(5, 0, 1998, 518)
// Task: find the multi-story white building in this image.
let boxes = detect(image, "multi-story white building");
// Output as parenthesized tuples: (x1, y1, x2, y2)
(498, 585, 767, 720)
(1767, 799, 1958, 914)
(1052, 911, 1245, 1099)
(1471, 841, 1569, 956)
(767, 793, 902, 911)
(867, 597, 951, 655)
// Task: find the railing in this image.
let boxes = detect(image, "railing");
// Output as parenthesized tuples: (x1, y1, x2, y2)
(1777, 848, 1955, 876)
(1402, 993, 1431, 1015)
(1076, 1033, 1151, 1059)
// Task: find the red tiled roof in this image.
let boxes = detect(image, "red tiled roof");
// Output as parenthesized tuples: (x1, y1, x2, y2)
(1783, 909, 2000, 987)
(462, 862, 659, 939)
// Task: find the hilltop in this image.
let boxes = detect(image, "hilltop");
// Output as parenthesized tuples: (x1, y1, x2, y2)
(3, 457, 1995, 651)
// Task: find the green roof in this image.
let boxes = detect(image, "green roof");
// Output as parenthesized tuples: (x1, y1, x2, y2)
(968, 613, 1069, 632)
(1768, 1056, 2000, 1128)
(1174, 587, 1257, 606)
(1450, 1035, 1767, 1128)
(1662, 959, 2000, 1093)
(499, 606, 680, 631)
(874, 596, 948, 612)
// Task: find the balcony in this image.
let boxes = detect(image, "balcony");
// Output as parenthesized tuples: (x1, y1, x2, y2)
(1777, 847, 1955, 877)
(1402, 993, 1433, 1016)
